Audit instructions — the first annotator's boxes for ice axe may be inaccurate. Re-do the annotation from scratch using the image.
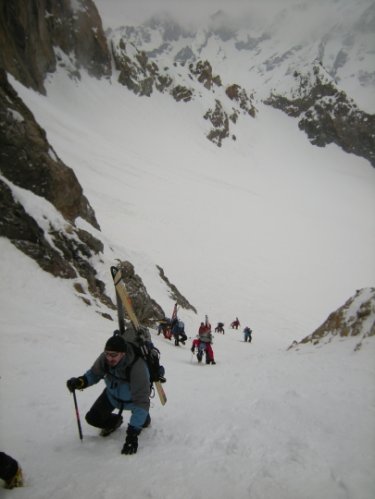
[72,390,83,441]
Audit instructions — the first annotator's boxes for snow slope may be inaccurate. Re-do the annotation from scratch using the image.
[1,1,375,497]
[10,69,375,347]
[1,237,375,499]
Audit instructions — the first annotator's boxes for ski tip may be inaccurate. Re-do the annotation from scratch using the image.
[110,266,119,277]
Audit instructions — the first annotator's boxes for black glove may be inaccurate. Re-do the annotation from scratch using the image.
[121,426,140,455]
[66,376,87,392]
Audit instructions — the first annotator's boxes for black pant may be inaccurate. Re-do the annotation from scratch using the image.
[0,452,18,482]
[85,389,120,429]
[176,332,187,341]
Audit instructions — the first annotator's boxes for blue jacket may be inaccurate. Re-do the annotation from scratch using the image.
[84,344,150,430]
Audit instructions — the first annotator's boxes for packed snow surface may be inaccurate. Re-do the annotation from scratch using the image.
[1,1,375,498]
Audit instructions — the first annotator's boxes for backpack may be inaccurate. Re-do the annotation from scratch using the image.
[132,340,166,384]
[112,330,166,386]
[177,320,185,333]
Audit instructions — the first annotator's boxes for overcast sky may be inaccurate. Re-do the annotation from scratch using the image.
[94,0,372,34]
[95,0,299,28]
[93,0,373,50]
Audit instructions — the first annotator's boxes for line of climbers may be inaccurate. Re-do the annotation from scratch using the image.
[60,308,253,460]
[157,310,254,366]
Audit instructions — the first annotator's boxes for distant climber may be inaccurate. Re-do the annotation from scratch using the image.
[171,318,188,346]
[215,322,225,334]
[243,326,252,343]
[231,317,240,329]
[191,321,216,364]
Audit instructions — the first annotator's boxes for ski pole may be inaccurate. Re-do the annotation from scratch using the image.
[72,390,83,441]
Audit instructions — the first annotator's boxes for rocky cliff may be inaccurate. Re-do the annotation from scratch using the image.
[0,0,201,321]
[0,67,115,310]
[0,0,111,94]
[265,64,375,167]
[105,8,374,165]
[288,288,375,352]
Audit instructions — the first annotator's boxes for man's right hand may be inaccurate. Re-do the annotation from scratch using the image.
[66,377,86,392]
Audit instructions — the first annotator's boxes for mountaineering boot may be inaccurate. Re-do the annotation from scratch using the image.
[5,467,24,489]
[100,415,123,437]
[197,351,203,363]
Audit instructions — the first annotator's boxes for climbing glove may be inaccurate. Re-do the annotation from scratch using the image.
[121,425,141,455]
[66,376,87,392]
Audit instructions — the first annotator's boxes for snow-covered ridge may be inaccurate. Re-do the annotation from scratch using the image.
[288,287,375,351]
[99,0,375,113]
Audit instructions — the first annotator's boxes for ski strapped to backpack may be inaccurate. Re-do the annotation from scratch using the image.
[110,266,167,406]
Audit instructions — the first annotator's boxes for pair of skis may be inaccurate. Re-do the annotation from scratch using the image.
[110,266,167,406]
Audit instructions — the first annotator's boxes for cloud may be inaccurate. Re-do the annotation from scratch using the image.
[95,0,292,29]
[95,0,373,37]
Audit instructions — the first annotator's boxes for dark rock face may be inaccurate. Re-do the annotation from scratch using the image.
[265,65,375,167]
[226,84,256,118]
[113,41,172,97]
[204,100,230,147]
[0,2,193,317]
[0,69,99,227]
[189,60,222,91]
[0,68,114,309]
[0,179,77,278]
[116,261,166,325]
[156,265,197,314]
[110,38,257,146]
[0,2,117,309]
[0,0,111,94]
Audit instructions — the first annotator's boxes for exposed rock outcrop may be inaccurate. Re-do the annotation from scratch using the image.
[0,69,98,227]
[110,38,256,146]
[226,84,256,118]
[204,99,230,147]
[288,288,375,351]
[0,0,111,94]
[265,64,375,167]
[115,261,166,325]
[113,41,172,97]
[0,6,189,316]
[189,60,222,90]
[156,265,197,314]
[0,68,114,309]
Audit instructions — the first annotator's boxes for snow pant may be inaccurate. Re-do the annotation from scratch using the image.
[85,389,121,430]
[205,343,215,361]
[157,324,172,339]
[164,328,172,340]
[173,332,187,344]
[192,338,200,350]
[244,332,252,342]
[198,341,215,362]
[0,452,18,482]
